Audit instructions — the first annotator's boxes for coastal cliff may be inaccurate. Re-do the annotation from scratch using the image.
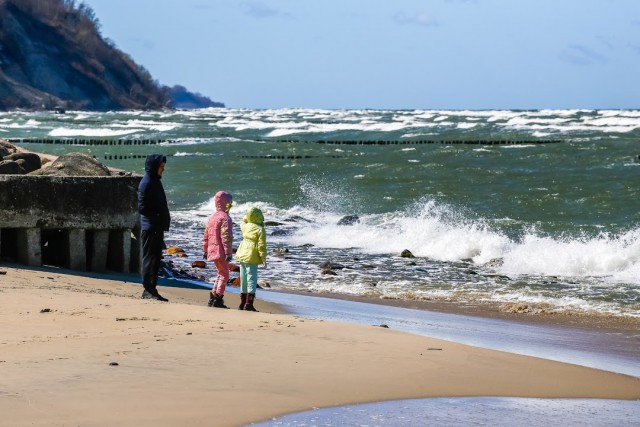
[0,0,223,111]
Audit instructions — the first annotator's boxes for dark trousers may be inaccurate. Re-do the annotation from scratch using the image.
[141,229,164,293]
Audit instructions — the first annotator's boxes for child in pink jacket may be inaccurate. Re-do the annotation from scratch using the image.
[203,191,233,308]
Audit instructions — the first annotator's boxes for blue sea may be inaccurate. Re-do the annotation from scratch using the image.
[3,108,640,319]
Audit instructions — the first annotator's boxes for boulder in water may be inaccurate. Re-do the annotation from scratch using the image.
[166,246,186,255]
[400,249,415,258]
[191,260,207,268]
[337,215,360,226]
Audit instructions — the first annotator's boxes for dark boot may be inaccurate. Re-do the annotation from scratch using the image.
[244,293,258,312]
[213,294,229,309]
[207,292,215,307]
[238,293,247,310]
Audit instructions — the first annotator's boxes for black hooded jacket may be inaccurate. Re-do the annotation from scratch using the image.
[138,154,171,231]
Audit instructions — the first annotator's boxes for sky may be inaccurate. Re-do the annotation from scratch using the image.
[82,0,640,110]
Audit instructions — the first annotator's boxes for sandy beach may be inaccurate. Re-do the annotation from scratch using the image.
[1,265,639,427]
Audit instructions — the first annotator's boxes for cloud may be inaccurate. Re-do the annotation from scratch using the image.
[240,2,287,19]
[596,35,615,51]
[559,44,608,66]
[394,12,440,27]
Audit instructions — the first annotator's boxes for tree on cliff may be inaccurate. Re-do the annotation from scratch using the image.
[0,0,169,110]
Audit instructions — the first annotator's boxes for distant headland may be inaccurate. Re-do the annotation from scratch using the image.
[0,0,224,111]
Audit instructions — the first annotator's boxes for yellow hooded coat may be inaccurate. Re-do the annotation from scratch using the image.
[235,207,267,265]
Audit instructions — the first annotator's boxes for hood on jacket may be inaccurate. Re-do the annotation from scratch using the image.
[145,154,167,177]
[243,207,264,226]
[214,191,233,212]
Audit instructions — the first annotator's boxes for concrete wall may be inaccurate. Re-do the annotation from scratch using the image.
[0,175,141,273]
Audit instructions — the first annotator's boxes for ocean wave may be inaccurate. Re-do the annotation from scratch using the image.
[48,127,143,137]
[250,197,640,285]
[168,195,640,316]
[0,119,42,129]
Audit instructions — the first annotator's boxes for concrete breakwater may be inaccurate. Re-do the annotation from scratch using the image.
[0,174,141,273]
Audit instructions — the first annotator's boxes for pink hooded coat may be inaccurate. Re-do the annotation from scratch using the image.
[203,191,233,261]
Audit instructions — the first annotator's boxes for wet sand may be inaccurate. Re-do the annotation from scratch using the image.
[274,287,640,335]
[1,264,639,427]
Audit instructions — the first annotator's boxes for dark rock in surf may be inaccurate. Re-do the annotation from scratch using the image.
[319,261,346,270]
[264,221,284,227]
[191,260,207,268]
[400,249,415,258]
[321,269,337,276]
[337,215,360,226]
[284,215,312,223]
[271,229,293,236]
[484,258,504,268]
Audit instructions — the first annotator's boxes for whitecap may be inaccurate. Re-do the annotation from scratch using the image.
[48,127,143,137]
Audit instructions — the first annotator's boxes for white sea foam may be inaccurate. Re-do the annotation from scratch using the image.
[112,120,181,132]
[272,197,640,285]
[168,190,640,316]
[48,127,143,137]
[0,119,41,129]
[457,122,479,129]
[500,229,640,279]
[173,152,217,157]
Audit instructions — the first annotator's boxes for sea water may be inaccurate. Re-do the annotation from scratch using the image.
[2,108,639,318]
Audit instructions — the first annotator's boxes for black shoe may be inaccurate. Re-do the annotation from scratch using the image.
[141,289,168,302]
[244,293,258,312]
[154,292,169,302]
[141,290,155,299]
[207,292,215,307]
[212,294,229,309]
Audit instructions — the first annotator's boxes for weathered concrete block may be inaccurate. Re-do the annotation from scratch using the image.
[130,226,141,275]
[91,230,109,272]
[16,228,41,266]
[0,175,141,273]
[0,175,141,229]
[108,229,132,273]
[68,229,86,271]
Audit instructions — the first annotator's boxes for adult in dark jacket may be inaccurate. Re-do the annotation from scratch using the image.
[138,154,171,302]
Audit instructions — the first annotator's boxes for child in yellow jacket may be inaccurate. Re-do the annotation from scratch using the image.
[234,207,267,311]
